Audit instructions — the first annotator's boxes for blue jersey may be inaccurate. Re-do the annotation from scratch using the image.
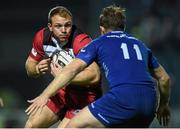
[77,31,159,127]
[77,31,159,89]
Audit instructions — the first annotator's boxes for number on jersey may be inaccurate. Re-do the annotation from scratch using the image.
[120,43,142,60]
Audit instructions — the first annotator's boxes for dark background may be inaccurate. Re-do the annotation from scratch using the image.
[0,0,179,127]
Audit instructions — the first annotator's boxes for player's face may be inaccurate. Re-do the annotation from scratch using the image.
[48,15,72,43]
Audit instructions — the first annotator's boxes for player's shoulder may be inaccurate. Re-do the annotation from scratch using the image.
[34,27,45,37]
[74,33,91,44]
[72,25,92,47]
[71,25,92,55]
[33,27,45,42]
[33,27,52,44]
[73,25,92,43]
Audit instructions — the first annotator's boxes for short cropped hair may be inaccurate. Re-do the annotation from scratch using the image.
[48,6,72,23]
[99,5,126,31]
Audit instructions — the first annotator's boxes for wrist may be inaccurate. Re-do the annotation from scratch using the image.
[41,92,51,99]
[159,100,169,106]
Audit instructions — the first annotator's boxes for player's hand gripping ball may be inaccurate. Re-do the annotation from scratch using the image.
[52,50,74,67]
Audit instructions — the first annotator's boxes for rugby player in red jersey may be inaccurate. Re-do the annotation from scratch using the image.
[25,6,102,128]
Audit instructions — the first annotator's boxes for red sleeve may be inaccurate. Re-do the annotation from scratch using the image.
[72,34,92,56]
[29,28,45,61]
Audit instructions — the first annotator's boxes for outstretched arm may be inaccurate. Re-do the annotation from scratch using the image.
[25,58,87,115]
[151,65,171,127]
[70,62,100,85]
[51,61,100,85]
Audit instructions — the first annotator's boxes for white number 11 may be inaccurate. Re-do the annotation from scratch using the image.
[120,43,142,60]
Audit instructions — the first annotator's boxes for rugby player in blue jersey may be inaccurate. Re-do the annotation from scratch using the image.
[26,5,171,128]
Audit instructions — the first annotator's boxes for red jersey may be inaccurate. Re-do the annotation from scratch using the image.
[29,25,102,119]
[30,25,91,60]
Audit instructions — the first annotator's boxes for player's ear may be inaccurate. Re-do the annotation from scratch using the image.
[100,26,105,35]
[48,23,52,31]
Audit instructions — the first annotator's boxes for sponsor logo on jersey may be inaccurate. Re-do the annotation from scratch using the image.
[31,48,37,56]
[80,49,86,52]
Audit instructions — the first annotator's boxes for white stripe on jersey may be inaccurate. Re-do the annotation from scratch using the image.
[43,45,60,57]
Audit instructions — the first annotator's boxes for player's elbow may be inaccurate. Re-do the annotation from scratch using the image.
[25,64,33,77]
[25,64,39,78]
[165,74,171,84]
[25,63,31,76]
[158,74,171,91]
[26,70,36,77]
[161,74,170,85]
[87,62,101,84]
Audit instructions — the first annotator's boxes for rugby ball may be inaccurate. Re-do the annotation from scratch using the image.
[52,50,74,67]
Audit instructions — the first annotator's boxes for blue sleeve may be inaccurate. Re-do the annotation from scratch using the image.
[76,41,97,65]
[148,49,160,69]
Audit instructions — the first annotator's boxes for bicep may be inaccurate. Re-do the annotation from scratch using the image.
[64,58,88,74]
[83,62,100,77]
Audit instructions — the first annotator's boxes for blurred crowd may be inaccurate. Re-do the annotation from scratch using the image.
[127,0,180,51]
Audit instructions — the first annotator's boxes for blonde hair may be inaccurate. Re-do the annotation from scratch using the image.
[48,6,72,23]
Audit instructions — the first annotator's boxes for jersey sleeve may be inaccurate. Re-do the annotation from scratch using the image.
[148,48,160,69]
[72,33,92,56]
[29,29,45,61]
[76,40,97,65]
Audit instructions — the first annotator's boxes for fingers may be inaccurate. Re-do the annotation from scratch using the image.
[28,104,45,116]
[37,58,51,74]
[29,105,41,116]
[27,97,37,103]
[50,62,54,68]
[50,62,63,77]
[50,63,55,76]
[39,67,49,74]
[39,64,49,70]
[56,63,63,69]
[25,103,37,115]
[41,58,51,64]
[25,100,42,116]
[25,97,39,115]
[25,95,48,116]
[45,58,51,62]
[157,113,170,127]
[37,63,49,74]
[163,115,170,127]
[51,63,60,69]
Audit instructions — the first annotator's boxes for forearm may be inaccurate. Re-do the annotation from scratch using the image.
[151,65,171,106]
[25,61,40,78]
[158,75,171,105]
[153,65,171,105]
[70,62,100,85]
[71,71,98,85]
[42,72,72,97]
[42,59,87,98]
